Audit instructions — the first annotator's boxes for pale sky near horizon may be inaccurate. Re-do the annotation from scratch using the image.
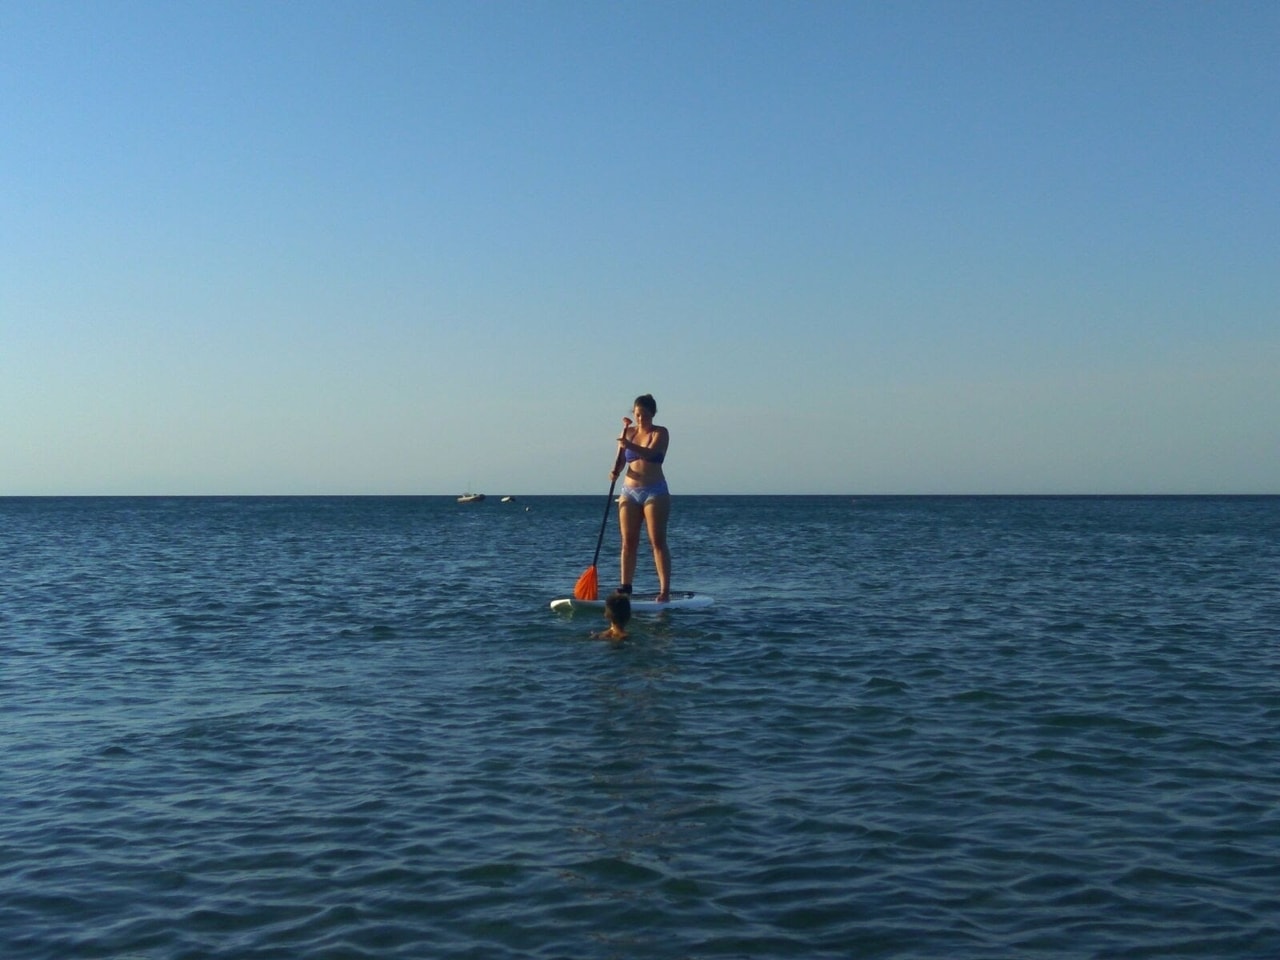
[3,1,1276,495]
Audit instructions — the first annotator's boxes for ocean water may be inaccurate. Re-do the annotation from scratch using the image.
[2,495,1278,960]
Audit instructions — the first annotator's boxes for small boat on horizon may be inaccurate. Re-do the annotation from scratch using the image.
[501,495,516,503]
[457,493,486,503]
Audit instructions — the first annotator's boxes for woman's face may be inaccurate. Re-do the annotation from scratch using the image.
[633,404,651,426]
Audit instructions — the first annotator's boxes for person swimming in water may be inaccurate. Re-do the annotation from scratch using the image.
[590,591,631,641]
[611,393,671,602]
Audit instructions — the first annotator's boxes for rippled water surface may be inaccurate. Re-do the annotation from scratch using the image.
[3,495,1278,959]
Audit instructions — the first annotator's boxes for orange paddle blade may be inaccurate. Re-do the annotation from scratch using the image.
[574,565,599,601]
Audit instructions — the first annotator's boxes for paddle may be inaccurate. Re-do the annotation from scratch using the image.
[573,418,630,600]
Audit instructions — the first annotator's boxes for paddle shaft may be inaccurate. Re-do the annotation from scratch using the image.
[589,451,626,568]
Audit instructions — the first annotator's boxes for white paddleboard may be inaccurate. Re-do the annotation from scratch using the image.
[550,591,714,614]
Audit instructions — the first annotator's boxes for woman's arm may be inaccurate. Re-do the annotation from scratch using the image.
[609,421,633,479]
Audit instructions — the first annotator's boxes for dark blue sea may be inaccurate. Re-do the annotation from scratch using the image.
[3,495,1278,959]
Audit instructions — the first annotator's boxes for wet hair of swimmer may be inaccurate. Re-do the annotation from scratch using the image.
[633,394,657,415]
[605,591,632,626]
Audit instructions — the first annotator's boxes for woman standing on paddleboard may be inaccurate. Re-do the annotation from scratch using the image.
[611,394,671,602]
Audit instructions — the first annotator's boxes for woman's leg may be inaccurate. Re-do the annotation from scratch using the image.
[618,495,643,590]
[644,494,671,600]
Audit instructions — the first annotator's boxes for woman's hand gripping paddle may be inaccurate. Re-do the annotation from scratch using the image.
[574,418,630,600]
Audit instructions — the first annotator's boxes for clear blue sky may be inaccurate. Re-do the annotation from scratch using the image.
[3,1,1275,495]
